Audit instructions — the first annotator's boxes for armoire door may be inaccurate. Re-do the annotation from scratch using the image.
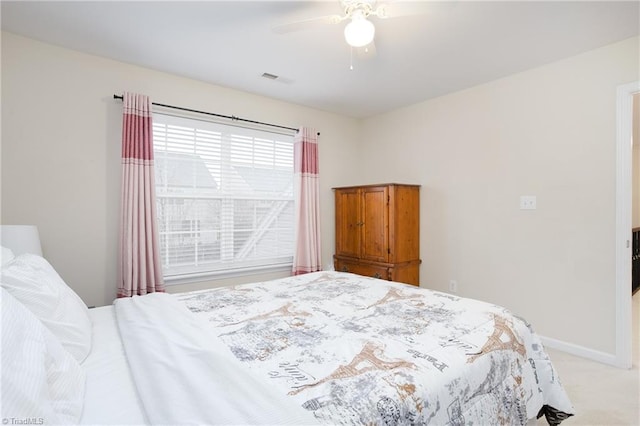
[335,187,361,258]
[360,186,389,263]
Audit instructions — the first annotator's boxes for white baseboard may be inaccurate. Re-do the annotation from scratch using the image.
[539,335,621,367]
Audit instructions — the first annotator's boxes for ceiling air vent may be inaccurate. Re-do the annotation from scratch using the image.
[261,72,279,80]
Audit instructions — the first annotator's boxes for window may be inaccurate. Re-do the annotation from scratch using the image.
[152,113,295,282]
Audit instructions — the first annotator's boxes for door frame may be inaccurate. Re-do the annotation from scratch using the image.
[615,80,639,369]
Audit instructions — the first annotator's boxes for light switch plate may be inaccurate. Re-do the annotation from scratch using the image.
[520,195,537,210]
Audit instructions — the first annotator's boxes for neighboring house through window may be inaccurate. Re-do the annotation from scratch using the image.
[152,112,294,282]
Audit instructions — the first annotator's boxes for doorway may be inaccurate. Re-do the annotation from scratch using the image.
[632,93,639,366]
[632,94,640,297]
[615,81,639,369]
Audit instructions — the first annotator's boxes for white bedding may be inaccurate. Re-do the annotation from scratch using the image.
[109,271,574,425]
[80,306,147,425]
[1,288,85,424]
[0,249,573,425]
[113,293,319,425]
[79,296,321,425]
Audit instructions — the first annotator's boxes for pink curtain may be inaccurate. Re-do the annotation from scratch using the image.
[292,127,322,275]
[118,92,165,297]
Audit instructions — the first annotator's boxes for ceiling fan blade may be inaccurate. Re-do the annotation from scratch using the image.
[356,40,377,59]
[272,14,344,34]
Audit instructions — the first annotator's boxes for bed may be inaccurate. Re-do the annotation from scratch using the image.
[1,251,574,425]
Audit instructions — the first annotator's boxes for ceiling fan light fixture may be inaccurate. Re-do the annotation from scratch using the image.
[344,13,375,47]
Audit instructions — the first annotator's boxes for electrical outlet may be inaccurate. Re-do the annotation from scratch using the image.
[520,195,537,210]
[449,280,458,293]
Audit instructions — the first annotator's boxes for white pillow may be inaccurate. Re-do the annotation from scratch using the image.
[1,245,15,266]
[1,288,86,424]
[1,254,92,363]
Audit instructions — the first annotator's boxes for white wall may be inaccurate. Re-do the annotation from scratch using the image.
[1,32,361,307]
[360,37,639,355]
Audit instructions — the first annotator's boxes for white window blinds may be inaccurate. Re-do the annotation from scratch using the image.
[152,113,295,281]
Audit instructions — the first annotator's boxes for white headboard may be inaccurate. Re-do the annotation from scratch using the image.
[1,225,43,256]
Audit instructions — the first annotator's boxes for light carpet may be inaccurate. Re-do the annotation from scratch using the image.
[535,292,639,425]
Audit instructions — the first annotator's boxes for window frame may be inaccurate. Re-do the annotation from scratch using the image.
[151,110,296,285]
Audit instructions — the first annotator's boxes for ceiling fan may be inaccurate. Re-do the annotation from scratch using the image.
[272,1,430,54]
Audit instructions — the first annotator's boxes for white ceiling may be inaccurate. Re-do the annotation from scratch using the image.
[2,1,638,118]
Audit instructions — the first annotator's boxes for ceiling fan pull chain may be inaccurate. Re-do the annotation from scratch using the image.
[350,46,354,71]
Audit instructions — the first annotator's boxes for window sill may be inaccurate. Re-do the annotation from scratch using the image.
[163,263,293,286]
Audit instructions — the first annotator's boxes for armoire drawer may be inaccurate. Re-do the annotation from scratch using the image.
[334,258,390,281]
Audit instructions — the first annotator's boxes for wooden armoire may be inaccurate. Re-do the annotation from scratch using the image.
[333,183,421,286]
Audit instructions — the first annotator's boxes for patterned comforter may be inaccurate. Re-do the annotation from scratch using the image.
[173,271,574,425]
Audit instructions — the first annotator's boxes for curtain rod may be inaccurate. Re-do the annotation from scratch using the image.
[113,94,319,135]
